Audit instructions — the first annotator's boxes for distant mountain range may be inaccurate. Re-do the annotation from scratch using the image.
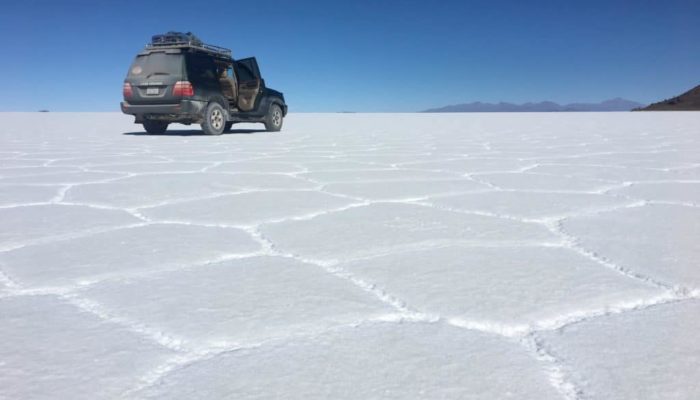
[422,98,644,112]
[635,85,700,111]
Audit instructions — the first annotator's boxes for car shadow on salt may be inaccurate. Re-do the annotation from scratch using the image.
[123,129,267,136]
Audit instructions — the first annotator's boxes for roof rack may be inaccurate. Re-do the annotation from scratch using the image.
[146,32,232,58]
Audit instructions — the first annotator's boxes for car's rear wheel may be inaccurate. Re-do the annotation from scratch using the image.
[264,104,283,132]
[201,103,226,135]
[142,120,168,134]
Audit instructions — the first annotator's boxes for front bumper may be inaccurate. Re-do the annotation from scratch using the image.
[120,100,207,123]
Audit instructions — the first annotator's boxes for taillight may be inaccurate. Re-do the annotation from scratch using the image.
[122,82,133,98]
[173,81,194,97]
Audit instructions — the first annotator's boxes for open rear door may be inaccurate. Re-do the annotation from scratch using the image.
[235,57,261,111]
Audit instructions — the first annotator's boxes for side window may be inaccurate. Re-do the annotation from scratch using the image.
[217,65,235,81]
[236,64,255,82]
[186,55,216,83]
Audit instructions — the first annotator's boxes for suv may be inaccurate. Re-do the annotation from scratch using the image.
[121,32,287,135]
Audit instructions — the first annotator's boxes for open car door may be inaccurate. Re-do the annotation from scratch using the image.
[235,57,262,111]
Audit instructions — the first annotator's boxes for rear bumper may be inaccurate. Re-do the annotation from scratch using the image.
[120,100,207,123]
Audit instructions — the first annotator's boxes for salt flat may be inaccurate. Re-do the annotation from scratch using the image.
[0,112,699,399]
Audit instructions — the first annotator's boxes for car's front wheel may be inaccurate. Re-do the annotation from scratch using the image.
[264,104,283,132]
[201,103,226,135]
[142,120,168,134]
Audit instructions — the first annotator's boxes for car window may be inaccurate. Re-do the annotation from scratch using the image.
[186,55,217,83]
[236,64,255,81]
[128,53,183,77]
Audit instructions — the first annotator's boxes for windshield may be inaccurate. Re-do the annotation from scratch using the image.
[128,53,183,78]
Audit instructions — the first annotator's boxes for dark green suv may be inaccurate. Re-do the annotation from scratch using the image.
[121,32,287,135]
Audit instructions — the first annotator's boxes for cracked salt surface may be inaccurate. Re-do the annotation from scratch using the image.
[562,204,700,289]
[323,178,490,201]
[0,224,260,287]
[1,112,699,399]
[139,190,354,226]
[301,168,461,183]
[0,184,61,206]
[529,164,685,183]
[541,300,700,400]
[139,322,562,400]
[340,246,664,332]
[88,161,212,174]
[403,157,529,173]
[611,181,700,205]
[208,160,307,174]
[429,190,634,220]
[64,172,316,208]
[260,202,558,261]
[475,172,615,192]
[0,204,140,250]
[79,256,395,351]
[0,296,173,400]
[0,166,79,178]
[0,171,126,185]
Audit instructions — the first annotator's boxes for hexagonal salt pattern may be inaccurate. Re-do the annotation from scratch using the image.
[611,181,700,205]
[429,190,633,220]
[562,204,700,289]
[340,246,664,333]
[138,322,561,400]
[79,256,395,350]
[540,300,700,400]
[48,154,168,167]
[0,296,173,400]
[1,112,699,399]
[0,204,141,250]
[528,164,680,183]
[0,166,79,178]
[0,159,46,168]
[323,178,489,201]
[86,161,212,174]
[139,190,354,226]
[208,160,306,174]
[300,168,460,184]
[403,157,529,173]
[260,202,558,261]
[0,184,61,206]
[64,172,316,208]
[0,171,125,185]
[475,172,614,192]
[0,224,260,288]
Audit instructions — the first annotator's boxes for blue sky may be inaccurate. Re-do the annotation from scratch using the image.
[1,0,698,112]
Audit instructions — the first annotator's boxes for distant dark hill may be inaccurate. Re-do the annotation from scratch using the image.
[635,85,700,111]
[423,98,643,113]
[563,98,644,111]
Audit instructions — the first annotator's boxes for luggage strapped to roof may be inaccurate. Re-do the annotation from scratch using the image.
[147,31,232,59]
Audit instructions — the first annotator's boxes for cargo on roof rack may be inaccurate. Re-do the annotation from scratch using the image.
[146,31,232,59]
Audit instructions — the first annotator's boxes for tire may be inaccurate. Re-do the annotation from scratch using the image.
[201,103,227,135]
[224,121,234,133]
[264,104,283,132]
[142,120,168,134]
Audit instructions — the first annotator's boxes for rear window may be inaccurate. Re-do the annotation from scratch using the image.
[128,53,183,77]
